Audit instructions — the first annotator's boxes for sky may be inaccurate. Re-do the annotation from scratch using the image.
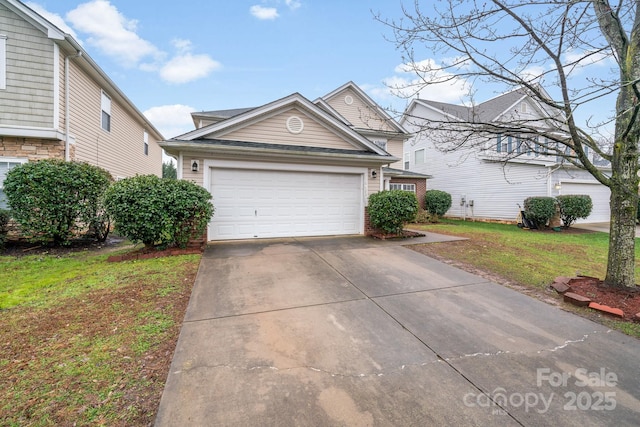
[24,0,618,144]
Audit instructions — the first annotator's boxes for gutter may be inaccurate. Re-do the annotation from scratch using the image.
[64,50,82,161]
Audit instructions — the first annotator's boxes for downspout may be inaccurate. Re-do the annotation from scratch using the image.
[64,51,82,161]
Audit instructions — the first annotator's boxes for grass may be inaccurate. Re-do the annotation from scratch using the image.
[0,245,201,426]
[410,219,640,337]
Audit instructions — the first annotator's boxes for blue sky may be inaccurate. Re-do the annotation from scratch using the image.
[25,0,618,143]
[27,0,424,138]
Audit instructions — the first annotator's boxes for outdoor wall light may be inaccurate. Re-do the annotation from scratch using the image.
[554,182,561,190]
[191,160,199,172]
[371,169,378,179]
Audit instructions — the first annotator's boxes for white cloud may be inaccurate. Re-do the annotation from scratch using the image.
[26,2,79,40]
[66,0,161,67]
[160,54,221,84]
[387,59,471,103]
[285,0,302,10]
[518,65,546,83]
[144,104,197,139]
[250,5,279,20]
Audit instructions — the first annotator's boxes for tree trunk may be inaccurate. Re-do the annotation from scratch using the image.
[605,169,638,288]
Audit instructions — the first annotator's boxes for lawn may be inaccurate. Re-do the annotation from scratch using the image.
[0,245,201,426]
[409,220,640,337]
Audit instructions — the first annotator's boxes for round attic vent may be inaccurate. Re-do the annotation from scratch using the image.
[344,95,354,105]
[286,116,304,134]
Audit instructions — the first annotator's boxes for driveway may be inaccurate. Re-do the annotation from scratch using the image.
[155,234,640,426]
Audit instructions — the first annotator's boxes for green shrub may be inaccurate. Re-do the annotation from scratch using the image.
[105,175,214,249]
[0,209,10,248]
[368,190,419,234]
[523,196,557,228]
[3,160,112,245]
[411,209,433,224]
[424,189,452,221]
[556,195,593,228]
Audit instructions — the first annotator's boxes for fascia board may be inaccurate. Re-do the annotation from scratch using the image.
[4,0,65,40]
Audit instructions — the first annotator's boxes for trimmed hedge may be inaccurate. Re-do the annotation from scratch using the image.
[368,190,419,234]
[0,209,10,248]
[556,195,593,228]
[523,196,557,228]
[3,160,112,245]
[424,189,452,221]
[104,175,214,248]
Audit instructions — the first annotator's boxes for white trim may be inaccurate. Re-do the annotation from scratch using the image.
[177,152,184,179]
[0,125,65,140]
[0,156,28,163]
[0,34,6,90]
[53,44,60,129]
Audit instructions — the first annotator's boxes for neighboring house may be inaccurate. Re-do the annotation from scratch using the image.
[402,87,612,223]
[0,0,163,208]
[163,82,429,241]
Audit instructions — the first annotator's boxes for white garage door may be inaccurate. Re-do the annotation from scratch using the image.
[210,168,363,240]
[561,182,611,223]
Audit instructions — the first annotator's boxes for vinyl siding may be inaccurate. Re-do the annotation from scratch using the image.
[404,103,550,220]
[219,108,358,150]
[0,3,55,128]
[68,61,161,177]
[325,88,395,133]
[385,136,404,169]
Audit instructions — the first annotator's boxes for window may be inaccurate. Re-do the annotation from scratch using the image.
[390,183,416,192]
[143,130,149,156]
[496,134,502,152]
[101,91,111,132]
[0,158,27,208]
[414,149,425,165]
[0,35,6,90]
[404,153,410,170]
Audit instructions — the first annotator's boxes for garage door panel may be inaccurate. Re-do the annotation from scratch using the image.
[210,168,363,240]
[561,182,611,223]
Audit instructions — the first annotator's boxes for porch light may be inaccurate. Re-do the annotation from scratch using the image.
[554,182,561,190]
[371,169,377,179]
[191,160,199,172]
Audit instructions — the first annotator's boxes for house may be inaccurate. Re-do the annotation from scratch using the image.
[401,87,611,223]
[162,82,429,241]
[0,0,163,208]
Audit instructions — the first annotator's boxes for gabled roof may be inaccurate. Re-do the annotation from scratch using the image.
[319,81,408,135]
[173,92,390,156]
[1,0,164,141]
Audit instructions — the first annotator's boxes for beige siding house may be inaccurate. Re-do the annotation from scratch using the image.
[165,82,429,241]
[0,0,163,207]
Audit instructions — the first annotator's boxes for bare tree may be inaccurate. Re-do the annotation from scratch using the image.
[378,0,639,289]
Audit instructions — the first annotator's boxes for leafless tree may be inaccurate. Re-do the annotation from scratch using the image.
[378,0,639,288]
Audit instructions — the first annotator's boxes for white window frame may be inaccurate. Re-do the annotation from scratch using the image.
[0,35,7,90]
[0,157,28,208]
[390,183,416,193]
[101,91,111,132]
[414,149,425,165]
[404,152,410,170]
[143,130,149,156]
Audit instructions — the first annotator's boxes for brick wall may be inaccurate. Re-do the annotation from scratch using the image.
[0,137,66,160]
[390,178,428,209]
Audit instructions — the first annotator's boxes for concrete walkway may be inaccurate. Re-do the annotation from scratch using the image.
[573,221,640,237]
[155,233,640,426]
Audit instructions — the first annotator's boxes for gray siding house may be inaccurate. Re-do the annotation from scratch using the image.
[402,88,611,223]
[0,0,163,207]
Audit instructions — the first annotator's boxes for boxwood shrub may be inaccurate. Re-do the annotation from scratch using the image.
[368,190,419,235]
[556,195,593,228]
[523,196,557,228]
[424,189,452,221]
[105,175,214,249]
[3,159,112,245]
[0,209,10,248]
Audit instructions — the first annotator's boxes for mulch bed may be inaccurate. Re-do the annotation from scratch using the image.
[370,230,425,240]
[553,276,640,322]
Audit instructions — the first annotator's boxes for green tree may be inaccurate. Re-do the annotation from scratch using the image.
[3,160,112,245]
[381,1,640,288]
[162,161,177,179]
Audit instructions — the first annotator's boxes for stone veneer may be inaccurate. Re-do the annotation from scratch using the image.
[0,137,68,160]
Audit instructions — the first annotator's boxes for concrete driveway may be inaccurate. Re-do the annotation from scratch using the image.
[155,234,640,426]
